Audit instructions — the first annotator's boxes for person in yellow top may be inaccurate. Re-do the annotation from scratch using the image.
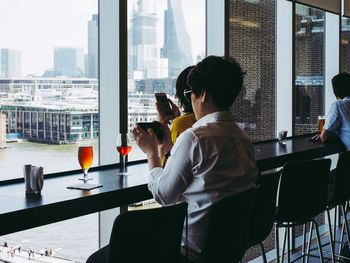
[157,66,197,167]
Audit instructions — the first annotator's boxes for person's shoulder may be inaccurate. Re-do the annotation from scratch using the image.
[172,113,196,125]
[171,113,196,130]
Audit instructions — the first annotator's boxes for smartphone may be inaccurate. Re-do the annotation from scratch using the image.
[155,93,174,118]
[137,122,162,141]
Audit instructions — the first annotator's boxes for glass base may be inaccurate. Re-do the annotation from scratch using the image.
[67,183,103,190]
[79,177,93,183]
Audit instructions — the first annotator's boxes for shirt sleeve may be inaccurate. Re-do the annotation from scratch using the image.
[148,130,199,206]
[324,102,340,134]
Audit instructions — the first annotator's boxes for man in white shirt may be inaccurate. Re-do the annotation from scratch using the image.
[133,56,258,262]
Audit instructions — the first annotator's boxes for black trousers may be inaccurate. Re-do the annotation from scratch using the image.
[86,245,196,263]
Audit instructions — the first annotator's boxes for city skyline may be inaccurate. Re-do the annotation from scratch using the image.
[0,0,204,77]
[0,0,97,76]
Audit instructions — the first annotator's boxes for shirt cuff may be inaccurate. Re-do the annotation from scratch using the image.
[148,167,164,192]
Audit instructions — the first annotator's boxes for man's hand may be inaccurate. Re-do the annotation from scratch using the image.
[312,129,338,143]
[158,122,173,156]
[132,124,162,170]
[312,134,321,141]
[132,123,159,158]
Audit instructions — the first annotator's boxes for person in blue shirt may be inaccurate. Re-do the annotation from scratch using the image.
[313,72,350,150]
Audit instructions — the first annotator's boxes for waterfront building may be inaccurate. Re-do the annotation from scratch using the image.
[54,47,84,78]
[0,76,98,144]
[87,14,98,78]
[0,113,6,148]
[161,0,193,77]
[0,104,98,144]
[0,76,163,144]
[0,77,98,94]
[0,49,21,78]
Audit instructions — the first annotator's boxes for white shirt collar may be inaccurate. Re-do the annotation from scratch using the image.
[192,111,234,128]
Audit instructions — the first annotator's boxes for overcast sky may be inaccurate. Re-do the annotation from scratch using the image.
[0,0,205,76]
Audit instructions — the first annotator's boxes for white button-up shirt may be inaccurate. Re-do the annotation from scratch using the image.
[148,111,258,262]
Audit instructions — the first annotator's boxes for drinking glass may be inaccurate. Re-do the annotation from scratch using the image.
[116,134,132,176]
[78,142,93,183]
[318,115,326,132]
[278,130,288,145]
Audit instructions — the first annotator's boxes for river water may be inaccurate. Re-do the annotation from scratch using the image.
[0,140,148,262]
[0,141,99,262]
[0,141,99,180]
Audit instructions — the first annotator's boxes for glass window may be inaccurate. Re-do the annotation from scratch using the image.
[127,0,206,161]
[294,4,325,135]
[0,0,99,180]
[227,0,276,142]
[341,17,350,72]
[0,1,99,261]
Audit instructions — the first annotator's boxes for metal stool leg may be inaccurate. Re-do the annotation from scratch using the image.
[302,223,307,263]
[287,225,290,263]
[334,206,337,244]
[281,227,287,263]
[313,220,325,263]
[341,204,350,249]
[326,209,336,263]
[276,224,280,263]
[306,222,313,263]
[259,242,268,263]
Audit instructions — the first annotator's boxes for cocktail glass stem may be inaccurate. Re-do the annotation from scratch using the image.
[122,156,126,173]
[79,169,93,183]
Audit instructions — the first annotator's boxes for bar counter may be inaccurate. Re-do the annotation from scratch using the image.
[0,134,345,235]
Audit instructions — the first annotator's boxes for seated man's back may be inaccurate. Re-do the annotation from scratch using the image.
[133,55,259,263]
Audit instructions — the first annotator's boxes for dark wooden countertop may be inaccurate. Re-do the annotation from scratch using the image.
[0,134,344,235]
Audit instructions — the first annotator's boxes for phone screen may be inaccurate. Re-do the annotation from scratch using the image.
[155,93,173,117]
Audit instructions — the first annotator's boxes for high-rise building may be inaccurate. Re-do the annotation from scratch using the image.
[129,0,168,79]
[162,0,193,77]
[54,47,84,78]
[0,49,21,77]
[87,14,98,78]
[84,54,89,78]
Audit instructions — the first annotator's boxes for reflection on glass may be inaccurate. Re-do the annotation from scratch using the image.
[294,4,325,135]
[228,0,276,142]
[341,17,350,73]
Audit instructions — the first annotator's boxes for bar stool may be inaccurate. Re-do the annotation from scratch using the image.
[108,202,188,263]
[324,151,350,262]
[246,172,280,263]
[200,188,256,263]
[274,159,331,263]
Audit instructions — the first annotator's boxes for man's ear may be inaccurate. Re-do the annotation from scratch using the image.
[201,90,207,103]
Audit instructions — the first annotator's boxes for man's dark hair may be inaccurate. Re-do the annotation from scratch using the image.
[175,66,194,113]
[332,72,350,99]
[187,56,245,110]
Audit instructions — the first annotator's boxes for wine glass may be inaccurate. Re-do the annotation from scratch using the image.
[78,142,94,183]
[116,133,132,176]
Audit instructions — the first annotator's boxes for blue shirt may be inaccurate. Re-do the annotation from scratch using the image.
[323,96,350,150]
